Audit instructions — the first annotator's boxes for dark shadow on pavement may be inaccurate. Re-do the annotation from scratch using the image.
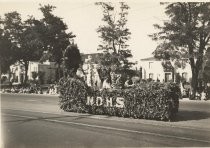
[4,110,210,123]
[174,110,210,122]
[3,114,93,124]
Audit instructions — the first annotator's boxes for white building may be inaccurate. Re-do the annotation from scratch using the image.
[140,57,173,82]
[9,60,57,84]
[140,57,192,83]
[175,60,192,83]
[28,61,56,84]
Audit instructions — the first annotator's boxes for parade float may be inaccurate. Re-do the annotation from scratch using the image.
[58,76,180,121]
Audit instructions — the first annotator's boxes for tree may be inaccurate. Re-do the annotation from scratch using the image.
[63,44,82,77]
[1,12,44,84]
[0,13,21,75]
[20,17,44,84]
[149,2,210,99]
[95,2,133,83]
[39,4,75,80]
[203,47,210,82]
[0,18,17,75]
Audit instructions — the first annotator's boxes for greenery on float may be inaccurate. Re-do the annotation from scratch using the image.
[58,77,180,121]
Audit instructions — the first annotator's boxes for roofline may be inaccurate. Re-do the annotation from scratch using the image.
[140,57,160,61]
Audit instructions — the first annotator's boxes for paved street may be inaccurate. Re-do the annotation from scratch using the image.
[1,93,210,147]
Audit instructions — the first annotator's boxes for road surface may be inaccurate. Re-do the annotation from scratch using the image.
[1,93,210,147]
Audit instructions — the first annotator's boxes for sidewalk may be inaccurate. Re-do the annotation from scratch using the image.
[0,92,60,97]
[180,97,210,102]
[1,92,210,101]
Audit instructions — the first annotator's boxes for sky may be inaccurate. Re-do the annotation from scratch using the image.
[0,0,168,65]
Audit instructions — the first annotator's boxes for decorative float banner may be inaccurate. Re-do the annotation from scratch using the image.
[86,96,125,108]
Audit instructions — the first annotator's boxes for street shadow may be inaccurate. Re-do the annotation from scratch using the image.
[4,110,210,123]
[174,110,210,122]
[3,114,93,124]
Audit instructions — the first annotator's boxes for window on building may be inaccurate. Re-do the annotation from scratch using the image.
[149,62,153,69]
[165,73,172,82]
[149,73,154,79]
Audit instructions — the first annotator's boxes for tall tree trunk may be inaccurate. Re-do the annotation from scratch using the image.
[24,61,29,85]
[56,63,64,81]
[191,58,203,99]
[112,40,116,53]
[58,64,61,80]
[191,67,199,99]
[191,39,205,99]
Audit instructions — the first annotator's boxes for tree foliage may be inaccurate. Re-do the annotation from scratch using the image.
[203,47,210,82]
[0,19,17,74]
[39,4,75,80]
[1,12,44,84]
[96,2,133,82]
[0,5,79,84]
[150,2,210,98]
[63,44,82,77]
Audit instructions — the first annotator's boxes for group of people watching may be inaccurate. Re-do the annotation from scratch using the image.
[1,85,43,94]
[102,75,135,89]
[48,84,58,94]
[1,83,58,95]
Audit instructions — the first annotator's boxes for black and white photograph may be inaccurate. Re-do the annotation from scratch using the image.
[0,0,210,147]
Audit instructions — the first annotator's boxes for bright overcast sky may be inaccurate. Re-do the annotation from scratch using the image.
[0,0,169,64]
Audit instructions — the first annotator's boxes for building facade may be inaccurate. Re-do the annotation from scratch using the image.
[140,57,173,82]
[140,57,192,83]
[8,60,57,85]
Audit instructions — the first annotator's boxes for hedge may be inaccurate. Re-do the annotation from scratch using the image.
[58,77,180,121]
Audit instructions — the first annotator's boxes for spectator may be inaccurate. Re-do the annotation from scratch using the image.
[115,74,123,89]
[201,91,206,100]
[102,77,111,89]
[11,87,15,93]
[124,76,134,88]
[54,83,58,94]
[49,84,54,94]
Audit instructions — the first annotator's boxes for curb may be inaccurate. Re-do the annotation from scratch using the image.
[2,92,210,101]
[0,92,59,97]
[180,98,210,102]
[2,93,210,101]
